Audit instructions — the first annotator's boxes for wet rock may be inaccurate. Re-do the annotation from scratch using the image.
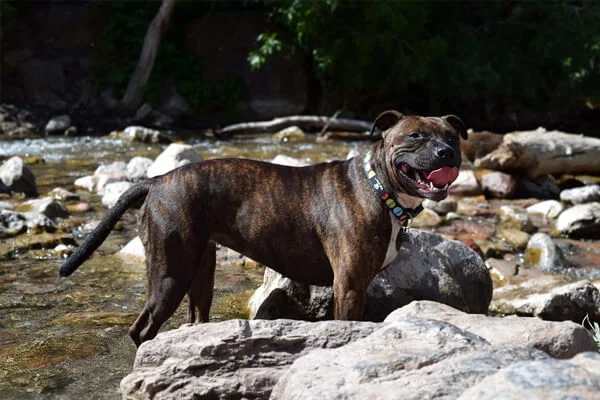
[273,126,306,143]
[491,277,600,323]
[95,175,122,194]
[496,227,530,251]
[560,184,600,204]
[21,197,69,220]
[49,187,80,202]
[126,157,153,181]
[0,210,26,238]
[271,154,309,167]
[116,236,145,262]
[524,233,569,274]
[474,128,600,177]
[476,238,514,258]
[515,175,561,199]
[271,319,546,400]
[65,202,92,214]
[555,202,600,238]
[436,219,496,241]
[0,232,76,258]
[391,301,596,359]
[448,170,482,196]
[94,161,128,181]
[480,170,517,198]
[73,175,97,192]
[459,352,600,400]
[411,208,443,227]
[498,205,535,233]
[0,156,38,197]
[526,200,565,219]
[249,268,333,320]
[146,143,203,178]
[111,125,172,144]
[101,182,133,209]
[250,229,492,321]
[44,115,71,135]
[121,318,378,400]
[422,198,457,215]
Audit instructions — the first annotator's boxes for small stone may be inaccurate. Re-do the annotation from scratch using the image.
[422,198,458,215]
[411,208,443,227]
[560,184,600,204]
[496,228,530,251]
[480,170,517,199]
[524,233,569,274]
[448,170,482,196]
[526,200,565,219]
[147,143,203,178]
[44,115,71,135]
[555,202,600,238]
[101,182,133,208]
[273,126,306,143]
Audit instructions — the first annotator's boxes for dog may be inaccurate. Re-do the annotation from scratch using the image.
[60,111,466,346]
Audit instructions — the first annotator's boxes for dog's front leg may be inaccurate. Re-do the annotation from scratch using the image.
[332,272,368,320]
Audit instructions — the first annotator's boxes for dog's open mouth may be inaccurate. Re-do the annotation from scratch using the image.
[399,163,459,193]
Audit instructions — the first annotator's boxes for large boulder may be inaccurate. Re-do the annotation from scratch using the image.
[121,303,599,399]
[249,229,493,321]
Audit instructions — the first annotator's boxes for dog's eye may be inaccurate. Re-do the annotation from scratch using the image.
[408,132,423,140]
[446,131,458,145]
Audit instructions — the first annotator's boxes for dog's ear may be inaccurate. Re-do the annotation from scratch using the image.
[444,115,468,140]
[369,110,404,137]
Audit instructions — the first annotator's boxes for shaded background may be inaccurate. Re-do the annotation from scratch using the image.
[1,0,600,134]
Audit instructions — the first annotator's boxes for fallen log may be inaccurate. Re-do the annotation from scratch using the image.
[474,127,600,177]
[217,115,373,137]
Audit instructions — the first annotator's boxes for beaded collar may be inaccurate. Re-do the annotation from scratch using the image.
[363,151,423,224]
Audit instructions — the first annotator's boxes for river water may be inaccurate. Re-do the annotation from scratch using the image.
[0,134,367,399]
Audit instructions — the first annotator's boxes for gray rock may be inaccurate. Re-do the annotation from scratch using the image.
[458,352,600,400]
[123,126,171,144]
[0,156,38,197]
[121,301,599,400]
[101,182,133,209]
[515,176,561,199]
[73,175,97,192]
[555,202,600,238]
[481,171,517,198]
[117,236,145,262]
[524,232,569,274]
[271,318,547,400]
[526,200,565,219]
[44,114,71,135]
[249,229,492,321]
[492,278,600,323]
[0,210,26,238]
[49,187,80,202]
[390,301,596,359]
[147,143,203,178]
[126,156,153,181]
[448,170,482,197]
[422,198,458,215]
[22,197,69,220]
[94,161,129,180]
[560,184,600,204]
[120,318,378,400]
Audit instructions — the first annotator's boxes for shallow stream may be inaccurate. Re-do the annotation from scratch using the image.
[0,134,367,398]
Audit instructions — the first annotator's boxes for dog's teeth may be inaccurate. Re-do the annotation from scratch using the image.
[443,183,449,190]
[429,182,434,190]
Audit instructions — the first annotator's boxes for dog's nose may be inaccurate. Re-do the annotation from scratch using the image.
[435,147,453,160]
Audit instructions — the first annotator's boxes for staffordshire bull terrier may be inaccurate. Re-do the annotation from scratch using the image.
[60,111,466,346]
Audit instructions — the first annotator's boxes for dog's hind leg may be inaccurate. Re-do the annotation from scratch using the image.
[130,230,209,345]
[187,240,216,324]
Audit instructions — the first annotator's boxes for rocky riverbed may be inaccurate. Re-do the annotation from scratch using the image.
[1,124,600,398]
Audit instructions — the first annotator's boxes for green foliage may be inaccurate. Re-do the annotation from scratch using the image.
[0,0,17,39]
[254,0,600,118]
[583,314,600,353]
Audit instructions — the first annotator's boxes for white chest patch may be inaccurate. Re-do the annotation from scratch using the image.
[381,214,402,271]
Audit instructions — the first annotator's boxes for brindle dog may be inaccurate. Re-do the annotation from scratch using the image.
[60,111,466,346]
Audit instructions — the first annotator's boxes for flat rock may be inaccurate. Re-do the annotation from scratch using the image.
[555,202,600,238]
[146,143,203,178]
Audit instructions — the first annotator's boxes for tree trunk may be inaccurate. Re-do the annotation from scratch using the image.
[121,0,178,113]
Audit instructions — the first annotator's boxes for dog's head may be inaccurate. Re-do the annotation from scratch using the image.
[370,110,467,201]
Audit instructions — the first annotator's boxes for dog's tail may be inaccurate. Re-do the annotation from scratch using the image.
[59,181,151,277]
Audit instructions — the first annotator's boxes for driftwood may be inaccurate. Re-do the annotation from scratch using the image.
[474,128,600,177]
[217,115,373,138]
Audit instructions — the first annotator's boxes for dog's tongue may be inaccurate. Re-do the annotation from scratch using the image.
[427,167,459,186]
